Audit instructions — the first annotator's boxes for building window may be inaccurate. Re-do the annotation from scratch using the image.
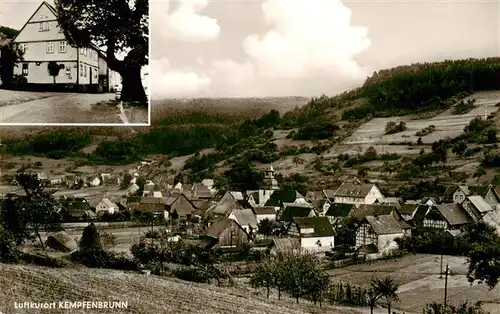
[94,68,98,79]
[84,65,87,77]
[46,42,54,54]
[20,43,27,54]
[82,48,87,56]
[39,22,49,32]
[80,64,83,77]
[58,41,67,53]
[22,63,28,76]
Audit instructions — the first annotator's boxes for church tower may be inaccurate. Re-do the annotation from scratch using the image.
[262,164,279,190]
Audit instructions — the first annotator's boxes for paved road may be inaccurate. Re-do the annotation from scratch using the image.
[0,91,148,124]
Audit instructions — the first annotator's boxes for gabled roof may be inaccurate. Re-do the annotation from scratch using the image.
[468,186,492,198]
[435,203,474,226]
[310,199,329,210]
[306,191,326,200]
[365,215,404,235]
[412,204,432,223]
[170,194,197,217]
[325,203,355,217]
[193,183,213,199]
[98,198,116,208]
[264,189,303,206]
[14,1,58,45]
[323,189,336,200]
[467,195,494,213]
[213,199,252,216]
[231,209,258,229]
[45,231,77,252]
[205,218,247,238]
[279,205,315,222]
[226,191,244,200]
[350,204,395,221]
[253,206,276,215]
[334,182,375,198]
[292,217,335,237]
[399,203,418,215]
[443,185,460,198]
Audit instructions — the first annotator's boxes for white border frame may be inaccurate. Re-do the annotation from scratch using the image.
[0,0,151,127]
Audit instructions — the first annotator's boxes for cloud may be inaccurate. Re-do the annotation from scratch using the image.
[150,58,211,98]
[243,0,371,80]
[164,0,221,42]
[152,0,372,98]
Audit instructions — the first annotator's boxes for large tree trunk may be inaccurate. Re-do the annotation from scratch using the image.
[119,66,147,105]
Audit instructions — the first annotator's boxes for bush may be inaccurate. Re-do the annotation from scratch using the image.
[385,121,407,135]
[20,252,69,268]
[452,98,476,115]
[0,227,20,263]
[292,122,340,140]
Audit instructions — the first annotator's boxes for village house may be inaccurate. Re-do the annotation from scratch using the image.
[414,203,474,231]
[324,203,356,225]
[355,214,409,252]
[443,185,500,208]
[252,206,277,223]
[461,195,494,222]
[398,203,419,221]
[126,183,140,197]
[309,198,331,216]
[264,189,307,211]
[305,191,327,202]
[12,1,120,91]
[89,176,101,187]
[278,204,317,223]
[192,183,213,200]
[218,191,244,203]
[210,198,253,217]
[332,182,384,206]
[166,193,197,220]
[64,197,95,220]
[139,197,167,220]
[288,217,335,253]
[228,208,258,235]
[95,197,119,215]
[421,196,439,206]
[203,218,251,249]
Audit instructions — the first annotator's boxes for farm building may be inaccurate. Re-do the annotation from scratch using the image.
[414,203,474,231]
[11,1,121,92]
[355,214,408,252]
[210,198,253,217]
[264,189,307,211]
[443,184,500,207]
[278,204,316,223]
[166,193,197,219]
[324,203,355,225]
[204,218,250,249]
[228,208,258,235]
[288,217,335,252]
[218,191,244,204]
[45,231,77,253]
[139,197,167,219]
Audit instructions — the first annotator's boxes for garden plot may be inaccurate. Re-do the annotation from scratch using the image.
[345,91,500,145]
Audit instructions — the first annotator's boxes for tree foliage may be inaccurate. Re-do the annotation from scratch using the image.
[55,0,148,104]
[0,42,23,88]
[1,173,62,250]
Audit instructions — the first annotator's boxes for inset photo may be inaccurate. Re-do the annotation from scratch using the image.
[0,0,149,125]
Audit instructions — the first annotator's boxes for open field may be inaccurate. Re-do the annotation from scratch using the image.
[0,263,380,314]
[346,91,500,145]
[326,254,500,314]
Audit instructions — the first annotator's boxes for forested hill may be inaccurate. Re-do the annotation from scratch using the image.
[282,57,500,127]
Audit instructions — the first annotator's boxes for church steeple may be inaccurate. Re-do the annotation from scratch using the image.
[262,164,279,190]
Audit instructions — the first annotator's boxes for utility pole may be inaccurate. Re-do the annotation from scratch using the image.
[444,264,449,307]
[439,231,444,278]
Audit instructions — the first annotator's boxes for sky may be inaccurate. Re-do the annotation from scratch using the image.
[2,0,499,99]
[150,0,499,99]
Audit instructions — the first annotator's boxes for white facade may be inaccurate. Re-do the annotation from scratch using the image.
[95,198,118,215]
[300,236,335,252]
[377,233,404,251]
[334,185,384,206]
[13,2,114,89]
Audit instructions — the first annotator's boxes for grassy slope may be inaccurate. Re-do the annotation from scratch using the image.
[0,263,366,314]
